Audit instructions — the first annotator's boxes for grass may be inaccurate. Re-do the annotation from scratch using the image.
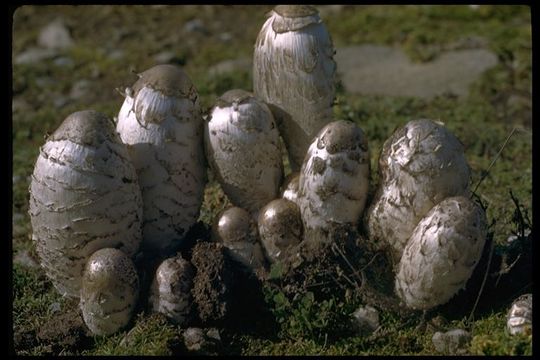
[11,4,532,356]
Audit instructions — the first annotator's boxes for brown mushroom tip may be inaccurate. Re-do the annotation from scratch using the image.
[51,110,117,146]
[317,120,367,154]
[216,89,254,108]
[274,5,319,18]
[132,64,195,99]
[212,206,255,244]
[259,198,301,230]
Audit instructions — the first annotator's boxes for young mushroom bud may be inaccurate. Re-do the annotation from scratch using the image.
[506,293,532,335]
[80,248,139,336]
[258,198,303,262]
[116,64,207,255]
[204,89,282,214]
[297,120,370,242]
[366,119,470,265]
[394,196,487,310]
[281,172,300,204]
[211,206,266,270]
[149,254,194,326]
[253,5,336,171]
[28,110,142,298]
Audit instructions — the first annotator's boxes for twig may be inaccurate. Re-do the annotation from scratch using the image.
[472,127,517,194]
[331,243,363,284]
[467,236,495,325]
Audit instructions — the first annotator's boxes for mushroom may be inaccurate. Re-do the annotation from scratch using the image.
[365,119,470,265]
[297,120,370,241]
[281,172,300,203]
[116,64,207,255]
[28,110,142,298]
[149,253,194,326]
[211,206,266,270]
[253,5,336,171]
[204,89,282,214]
[258,198,303,262]
[506,293,532,335]
[80,248,139,336]
[394,196,487,310]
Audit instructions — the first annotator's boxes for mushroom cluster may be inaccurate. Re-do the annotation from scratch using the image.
[28,5,492,338]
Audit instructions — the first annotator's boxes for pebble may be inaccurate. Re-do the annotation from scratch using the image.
[184,19,207,34]
[432,329,471,354]
[48,302,62,314]
[352,305,380,334]
[153,51,176,64]
[53,56,74,67]
[183,327,221,354]
[37,19,73,50]
[14,47,57,65]
[208,57,251,76]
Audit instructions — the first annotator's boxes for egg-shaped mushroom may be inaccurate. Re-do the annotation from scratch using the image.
[80,248,139,336]
[297,120,370,241]
[28,110,142,298]
[394,196,487,310]
[149,253,194,326]
[211,206,266,270]
[365,119,470,264]
[116,64,207,255]
[253,5,336,171]
[204,89,282,214]
[506,293,532,335]
[258,198,303,262]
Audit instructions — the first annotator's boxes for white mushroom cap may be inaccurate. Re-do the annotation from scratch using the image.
[394,196,487,310]
[80,248,139,336]
[506,293,532,335]
[258,198,303,262]
[116,64,206,255]
[297,120,370,240]
[211,206,266,270]
[29,110,142,298]
[205,89,283,214]
[149,254,194,325]
[366,119,471,264]
[253,5,336,171]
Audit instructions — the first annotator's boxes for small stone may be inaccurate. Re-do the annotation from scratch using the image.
[53,56,74,67]
[153,51,176,64]
[183,327,221,355]
[49,302,62,314]
[38,19,73,50]
[352,305,380,334]
[184,19,207,34]
[108,49,125,61]
[432,329,471,354]
[53,96,70,109]
[14,47,57,65]
[69,80,91,100]
[208,58,252,76]
[13,250,40,269]
[218,32,232,42]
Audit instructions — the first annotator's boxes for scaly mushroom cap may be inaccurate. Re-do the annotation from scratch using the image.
[506,293,532,335]
[80,248,139,336]
[366,119,470,265]
[253,5,336,171]
[205,89,282,214]
[297,120,370,241]
[258,198,303,262]
[394,196,487,310]
[149,254,194,326]
[116,64,207,255]
[29,110,142,298]
[211,206,266,270]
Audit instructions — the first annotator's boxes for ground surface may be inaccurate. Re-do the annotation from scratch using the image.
[12,5,532,356]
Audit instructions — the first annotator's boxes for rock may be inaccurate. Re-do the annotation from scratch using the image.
[14,47,57,65]
[108,49,125,61]
[69,80,91,100]
[13,250,40,269]
[352,305,380,334]
[53,56,74,67]
[184,19,207,34]
[432,329,471,354]
[218,32,232,42]
[48,302,62,314]
[335,45,498,99]
[183,327,221,355]
[153,51,176,64]
[38,19,73,50]
[208,58,252,76]
[53,96,70,109]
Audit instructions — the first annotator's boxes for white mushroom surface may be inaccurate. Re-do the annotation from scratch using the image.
[281,172,300,204]
[366,119,470,264]
[211,206,266,270]
[395,196,487,310]
[28,110,142,298]
[149,254,194,326]
[205,89,282,214]
[253,5,336,171]
[297,120,370,240]
[258,198,303,262]
[506,293,532,335]
[80,248,139,336]
[116,64,206,255]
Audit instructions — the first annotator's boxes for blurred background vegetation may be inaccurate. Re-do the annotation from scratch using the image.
[12,5,532,355]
